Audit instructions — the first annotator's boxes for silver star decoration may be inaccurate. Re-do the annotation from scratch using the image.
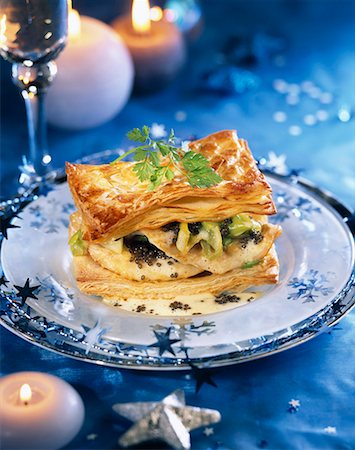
[150,122,167,139]
[288,399,300,409]
[113,389,221,450]
[288,398,301,413]
[203,427,214,436]
[323,426,337,434]
[86,434,98,441]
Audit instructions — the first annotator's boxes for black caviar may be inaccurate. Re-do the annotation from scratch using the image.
[162,222,180,233]
[162,221,202,240]
[239,229,263,249]
[124,235,169,265]
[215,292,241,304]
[188,222,202,235]
[219,218,233,238]
[162,222,180,243]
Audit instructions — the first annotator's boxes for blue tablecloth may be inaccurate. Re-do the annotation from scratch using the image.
[1,1,354,449]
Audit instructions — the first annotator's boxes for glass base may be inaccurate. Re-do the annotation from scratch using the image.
[18,155,56,193]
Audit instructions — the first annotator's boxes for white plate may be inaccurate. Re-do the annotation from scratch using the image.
[0,171,354,369]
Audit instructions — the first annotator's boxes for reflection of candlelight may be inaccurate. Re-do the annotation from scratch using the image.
[150,6,163,22]
[112,0,185,92]
[19,383,32,405]
[0,14,6,44]
[132,0,151,34]
[68,9,81,41]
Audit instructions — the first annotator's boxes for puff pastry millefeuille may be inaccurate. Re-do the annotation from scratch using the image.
[66,130,282,302]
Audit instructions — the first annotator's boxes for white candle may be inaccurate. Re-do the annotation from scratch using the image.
[112,0,185,92]
[46,10,134,130]
[0,372,85,449]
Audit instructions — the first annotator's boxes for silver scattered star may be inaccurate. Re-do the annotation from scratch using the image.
[175,110,187,122]
[86,434,98,441]
[203,427,214,436]
[288,399,300,409]
[266,151,288,175]
[323,426,337,434]
[113,389,221,450]
[150,123,167,139]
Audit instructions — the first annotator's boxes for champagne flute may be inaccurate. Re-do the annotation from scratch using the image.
[0,0,68,187]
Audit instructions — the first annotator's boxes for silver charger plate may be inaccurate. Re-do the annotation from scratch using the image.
[0,155,354,370]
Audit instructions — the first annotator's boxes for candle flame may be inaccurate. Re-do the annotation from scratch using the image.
[68,9,81,40]
[20,384,32,404]
[132,0,151,34]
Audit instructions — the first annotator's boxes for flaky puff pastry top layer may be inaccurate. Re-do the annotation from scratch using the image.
[66,130,276,241]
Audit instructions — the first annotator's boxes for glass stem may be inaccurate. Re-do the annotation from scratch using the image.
[12,61,57,178]
[22,89,49,176]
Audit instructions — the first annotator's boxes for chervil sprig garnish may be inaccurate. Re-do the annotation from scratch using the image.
[110,126,222,190]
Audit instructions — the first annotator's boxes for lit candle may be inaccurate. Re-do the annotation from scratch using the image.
[0,372,85,449]
[46,9,134,130]
[112,0,185,92]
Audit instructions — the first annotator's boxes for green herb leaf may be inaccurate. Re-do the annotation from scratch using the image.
[182,151,223,188]
[242,260,262,269]
[112,126,223,190]
[69,229,87,256]
[133,160,156,182]
[127,127,147,143]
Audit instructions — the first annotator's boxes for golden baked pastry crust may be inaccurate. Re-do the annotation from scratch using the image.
[66,130,276,241]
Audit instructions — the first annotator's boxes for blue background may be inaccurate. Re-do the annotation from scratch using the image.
[1,1,355,449]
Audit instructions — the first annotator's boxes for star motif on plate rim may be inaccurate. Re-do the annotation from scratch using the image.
[0,274,9,288]
[148,327,181,356]
[0,215,21,239]
[13,278,41,306]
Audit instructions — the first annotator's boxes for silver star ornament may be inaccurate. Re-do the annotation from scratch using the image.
[113,389,221,449]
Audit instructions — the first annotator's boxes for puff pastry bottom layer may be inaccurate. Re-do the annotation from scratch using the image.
[73,246,279,302]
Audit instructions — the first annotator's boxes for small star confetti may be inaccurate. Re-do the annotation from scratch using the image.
[287,83,300,95]
[189,363,218,394]
[149,327,181,356]
[113,389,221,450]
[265,152,288,175]
[303,114,317,126]
[175,110,187,122]
[203,427,214,436]
[150,123,167,139]
[308,86,322,99]
[273,78,288,93]
[86,434,98,441]
[316,109,329,122]
[288,125,302,136]
[288,399,300,413]
[286,94,299,105]
[273,111,287,123]
[301,80,315,92]
[13,278,41,306]
[338,106,351,122]
[320,92,333,104]
[323,426,337,434]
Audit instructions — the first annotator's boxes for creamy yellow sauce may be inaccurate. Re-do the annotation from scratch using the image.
[103,291,261,316]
